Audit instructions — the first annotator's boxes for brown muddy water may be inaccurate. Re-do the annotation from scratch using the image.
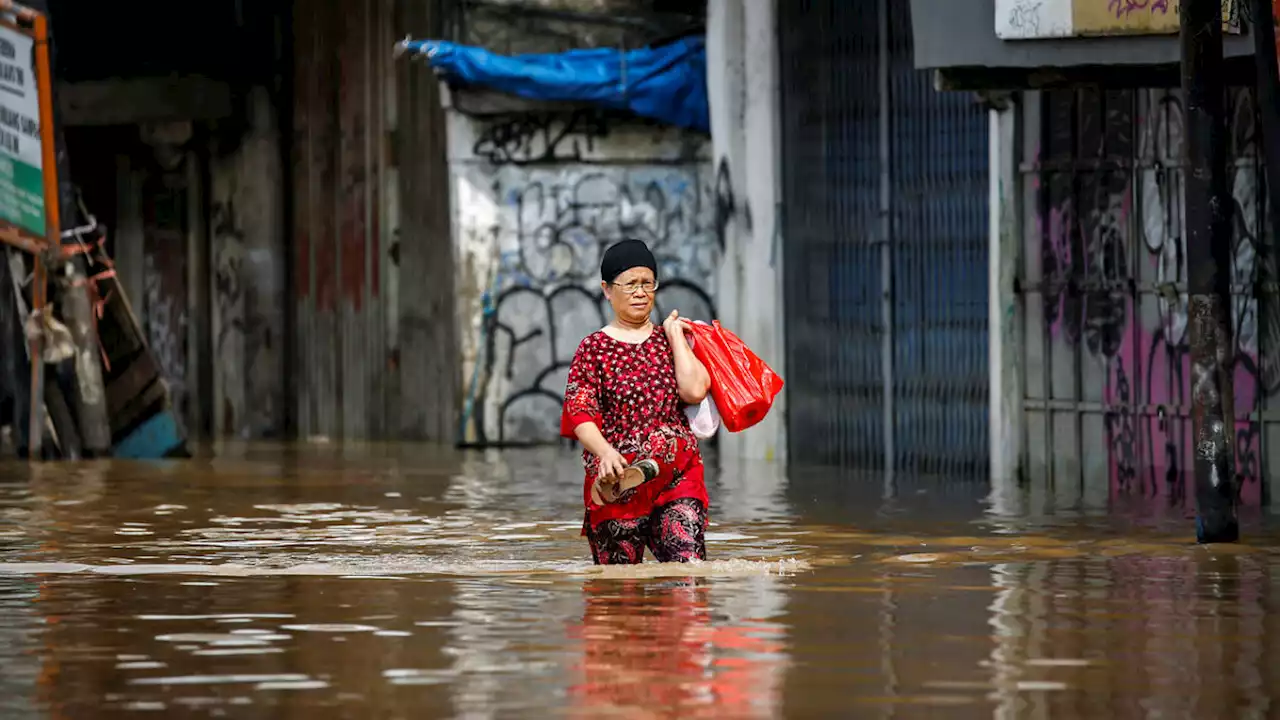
[0,444,1278,718]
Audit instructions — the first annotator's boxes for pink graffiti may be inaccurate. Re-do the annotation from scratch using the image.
[1034,89,1266,510]
[1108,0,1171,18]
[1044,202,1073,339]
[1106,296,1262,508]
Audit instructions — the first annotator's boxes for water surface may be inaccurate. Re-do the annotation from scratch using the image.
[0,444,1276,718]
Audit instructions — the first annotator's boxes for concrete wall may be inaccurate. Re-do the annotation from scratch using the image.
[707,0,786,462]
[132,123,199,438]
[101,89,289,443]
[444,0,717,446]
[291,0,442,442]
[443,0,788,456]
[210,88,287,439]
[448,109,716,444]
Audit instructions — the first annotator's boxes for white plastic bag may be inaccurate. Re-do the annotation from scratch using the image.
[685,395,721,439]
[682,320,721,439]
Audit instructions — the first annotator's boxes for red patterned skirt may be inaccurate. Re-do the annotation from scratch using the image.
[581,446,708,535]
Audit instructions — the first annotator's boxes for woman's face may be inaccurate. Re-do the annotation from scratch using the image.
[602,266,657,325]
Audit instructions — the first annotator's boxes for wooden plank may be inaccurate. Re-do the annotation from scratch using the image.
[111,379,168,442]
[313,4,339,317]
[369,0,385,437]
[396,0,460,441]
[339,2,369,313]
[309,0,341,438]
[99,293,147,363]
[338,0,372,438]
[105,349,158,418]
[288,0,314,439]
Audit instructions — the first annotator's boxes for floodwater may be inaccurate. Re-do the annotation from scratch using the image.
[0,445,1278,718]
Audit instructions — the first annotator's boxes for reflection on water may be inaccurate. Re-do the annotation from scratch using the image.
[569,576,788,718]
[0,444,1278,717]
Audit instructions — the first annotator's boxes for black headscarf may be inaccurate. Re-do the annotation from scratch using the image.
[600,239,657,284]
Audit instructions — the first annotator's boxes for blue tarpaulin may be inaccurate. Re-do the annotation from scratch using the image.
[397,35,709,133]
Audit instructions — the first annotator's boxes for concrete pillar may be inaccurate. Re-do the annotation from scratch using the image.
[707,0,787,462]
[211,87,286,440]
[988,97,1024,513]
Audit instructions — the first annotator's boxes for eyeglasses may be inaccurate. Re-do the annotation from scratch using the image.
[610,280,659,294]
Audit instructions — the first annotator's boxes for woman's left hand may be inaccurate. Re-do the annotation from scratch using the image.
[662,310,689,340]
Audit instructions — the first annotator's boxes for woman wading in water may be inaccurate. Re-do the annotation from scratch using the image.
[561,239,712,564]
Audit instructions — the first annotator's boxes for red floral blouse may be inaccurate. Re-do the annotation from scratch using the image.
[561,329,707,527]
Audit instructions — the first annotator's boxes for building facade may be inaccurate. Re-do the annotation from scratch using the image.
[28,0,987,469]
[914,0,1279,508]
[31,1,998,483]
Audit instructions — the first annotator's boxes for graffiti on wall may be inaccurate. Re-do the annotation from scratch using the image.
[472,110,613,166]
[1035,88,1272,505]
[210,91,287,440]
[996,0,1240,39]
[458,156,718,444]
[212,200,245,436]
[141,172,189,433]
[212,198,281,438]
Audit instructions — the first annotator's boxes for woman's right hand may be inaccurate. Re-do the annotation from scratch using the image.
[597,447,628,482]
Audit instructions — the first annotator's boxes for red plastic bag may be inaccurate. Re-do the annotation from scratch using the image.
[684,320,784,433]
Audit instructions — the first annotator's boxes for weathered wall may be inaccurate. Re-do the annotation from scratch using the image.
[444,0,714,446]
[210,88,287,439]
[708,0,786,462]
[137,135,194,436]
[1017,88,1280,507]
[395,0,460,442]
[282,0,704,443]
[458,0,703,55]
[448,109,715,444]
[292,0,420,441]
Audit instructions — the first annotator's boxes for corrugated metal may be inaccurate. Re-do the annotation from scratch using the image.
[291,0,456,441]
[291,0,313,437]
[778,0,990,477]
[1019,88,1275,506]
[292,0,412,440]
[888,3,991,478]
[395,0,459,441]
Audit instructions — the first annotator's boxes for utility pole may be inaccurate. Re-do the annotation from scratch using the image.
[1181,0,1239,543]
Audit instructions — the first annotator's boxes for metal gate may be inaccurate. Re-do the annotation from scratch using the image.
[778,0,990,477]
[1019,88,1275,507]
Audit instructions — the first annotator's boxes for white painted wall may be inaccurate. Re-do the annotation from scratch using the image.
[707,0,787,462]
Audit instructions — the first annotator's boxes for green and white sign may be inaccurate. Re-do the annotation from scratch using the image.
[0,25,43,237]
